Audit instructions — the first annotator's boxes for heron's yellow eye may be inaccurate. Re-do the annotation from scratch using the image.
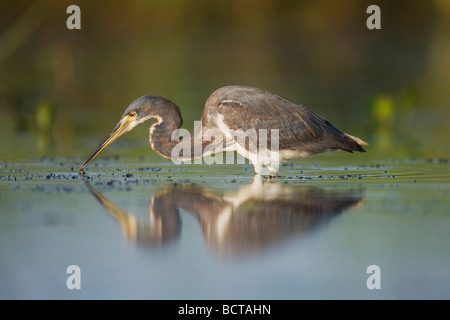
[129,111,137,117]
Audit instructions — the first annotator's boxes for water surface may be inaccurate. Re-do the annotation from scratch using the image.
[1,155,448,299]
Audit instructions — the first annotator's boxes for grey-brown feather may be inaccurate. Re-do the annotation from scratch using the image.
[202,85,365,156]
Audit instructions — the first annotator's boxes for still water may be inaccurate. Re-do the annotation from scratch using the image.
[0,154,448,299]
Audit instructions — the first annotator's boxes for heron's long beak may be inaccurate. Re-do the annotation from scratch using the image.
[80,115,135,172]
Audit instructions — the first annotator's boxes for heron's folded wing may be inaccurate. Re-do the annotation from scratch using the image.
[216,95,359,154]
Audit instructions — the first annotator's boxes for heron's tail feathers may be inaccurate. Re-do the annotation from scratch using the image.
[344,133,369,146]
[343,133,368,153]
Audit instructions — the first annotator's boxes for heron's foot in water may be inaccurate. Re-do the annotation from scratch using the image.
[266,163,279,178]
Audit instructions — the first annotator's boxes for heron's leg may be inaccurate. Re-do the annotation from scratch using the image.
[266,163,279,177]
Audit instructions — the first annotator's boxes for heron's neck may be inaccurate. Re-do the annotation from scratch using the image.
[149,114,183,160]
[149,116,216,162]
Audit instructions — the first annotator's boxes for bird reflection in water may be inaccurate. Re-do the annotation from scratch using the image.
[83,177,364,258]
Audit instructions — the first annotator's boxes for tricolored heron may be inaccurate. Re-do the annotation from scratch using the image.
[80,85,368,175]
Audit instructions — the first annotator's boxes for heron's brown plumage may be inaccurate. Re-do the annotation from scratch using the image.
[202,85,367,157]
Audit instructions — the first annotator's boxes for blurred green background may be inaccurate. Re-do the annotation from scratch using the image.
[0,0,449,161]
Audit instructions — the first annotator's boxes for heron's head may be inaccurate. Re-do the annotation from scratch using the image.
[80,96,180,172]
